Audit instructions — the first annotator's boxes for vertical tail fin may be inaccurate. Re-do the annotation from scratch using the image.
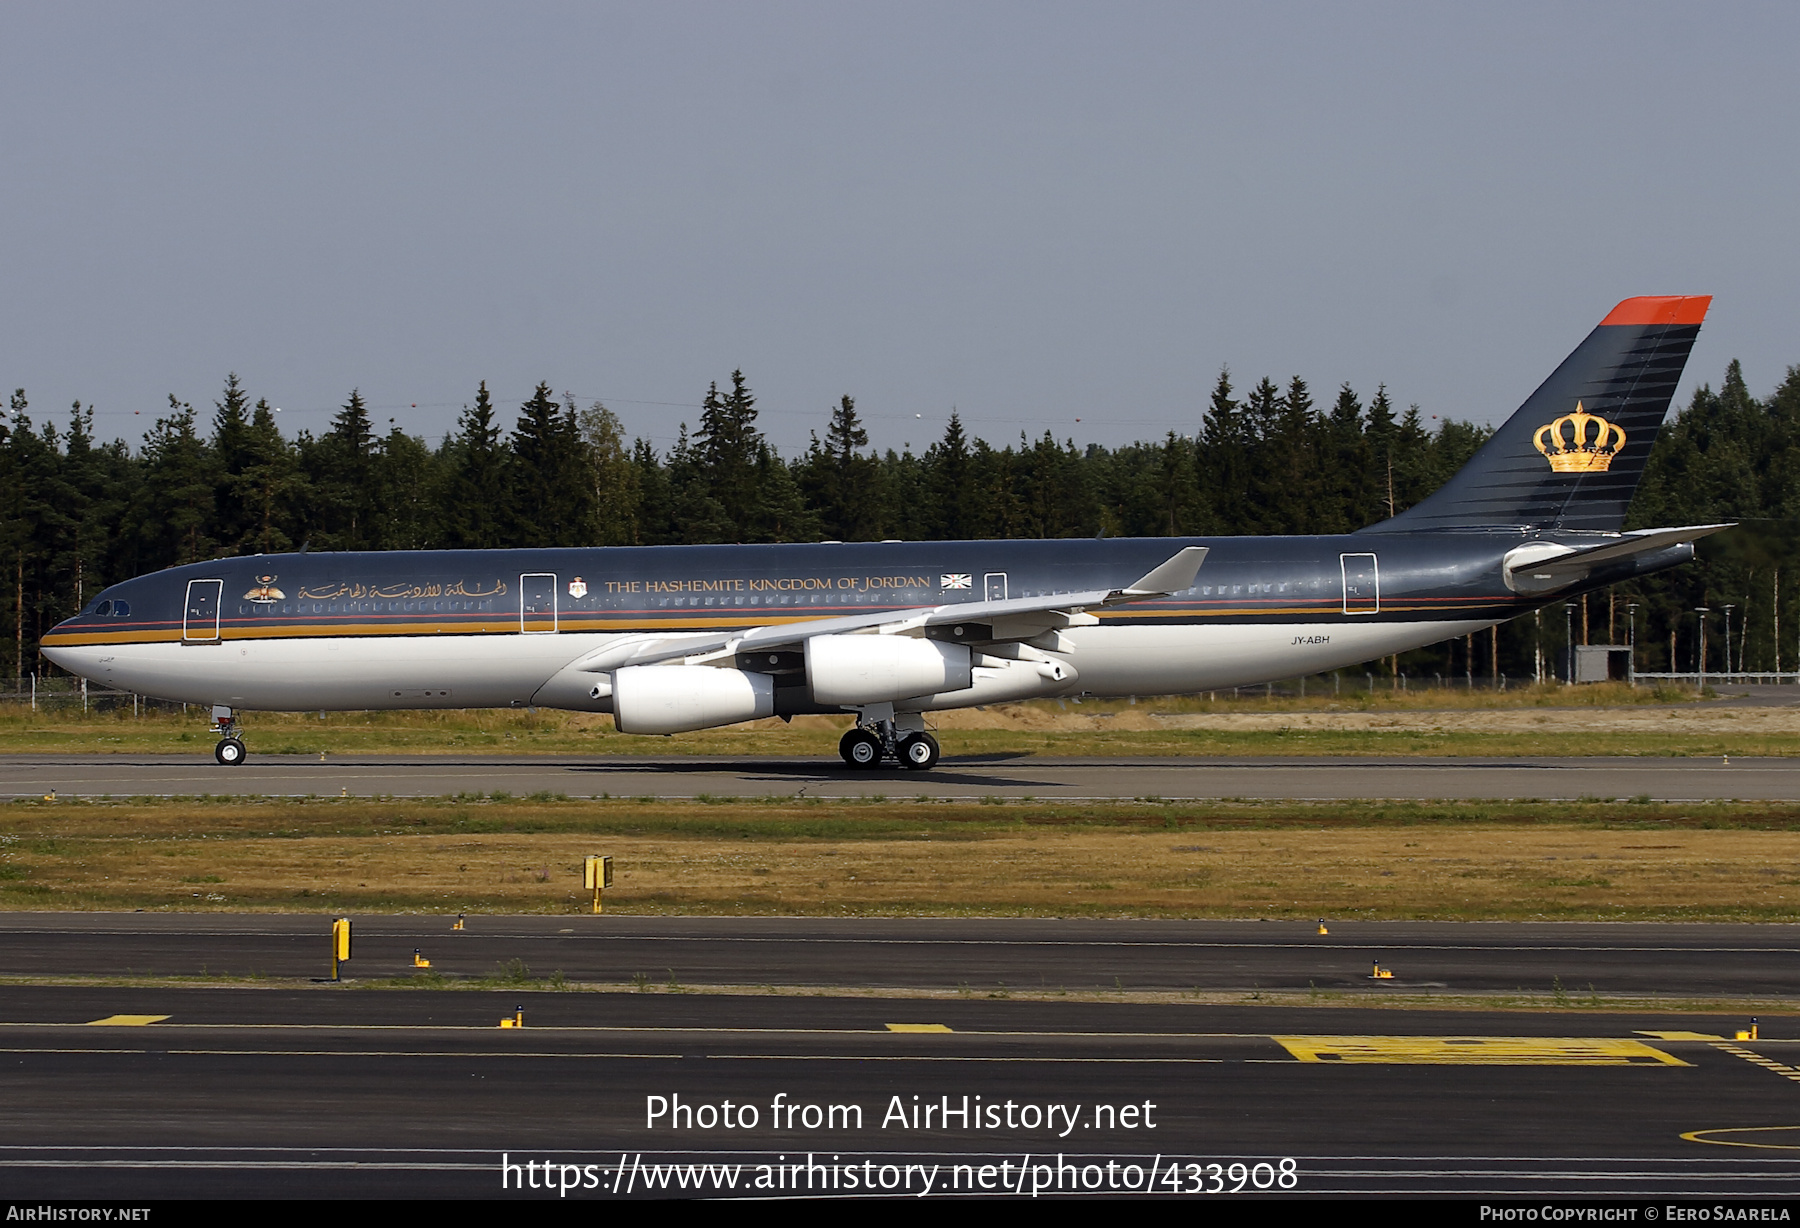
[1366,295,1711,533]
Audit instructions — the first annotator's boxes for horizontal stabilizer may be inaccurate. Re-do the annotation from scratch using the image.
[1504,524,1731,593]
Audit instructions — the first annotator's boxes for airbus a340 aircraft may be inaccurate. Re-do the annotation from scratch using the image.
[42,296,1724,770]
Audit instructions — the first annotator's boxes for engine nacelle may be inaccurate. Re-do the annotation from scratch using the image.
[903,654,1078,709]
[805,634,972,707]
[612,665,775,735]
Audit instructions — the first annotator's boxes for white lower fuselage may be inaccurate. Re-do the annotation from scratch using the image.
[46,619,1495,716]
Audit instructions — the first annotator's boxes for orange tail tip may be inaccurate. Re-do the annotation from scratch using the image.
[1601,295,1712,327]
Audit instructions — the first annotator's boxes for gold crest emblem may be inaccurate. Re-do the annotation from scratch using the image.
[1533,403,1626,473]
[243,575,285,604]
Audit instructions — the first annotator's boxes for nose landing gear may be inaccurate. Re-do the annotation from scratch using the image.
[210,705,247,766]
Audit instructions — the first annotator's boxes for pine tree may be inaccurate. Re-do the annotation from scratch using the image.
[692,371,764,529]
[1199,367,1246,533]
[801,395,877,540]
[508,385,595,548]
[211,374,255,550]
[308,389,377,549]
[237,399,304,555]
[440,382,508,549]
[926,411,974,539]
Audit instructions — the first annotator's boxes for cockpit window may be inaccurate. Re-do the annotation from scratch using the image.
[112,601,130,617]
[95,600,112,616]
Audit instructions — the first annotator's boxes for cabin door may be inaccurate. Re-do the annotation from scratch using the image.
[984,572,1008,602]
[183,579,223,641]
[1340,553,1379,615]
[520,573,558,633]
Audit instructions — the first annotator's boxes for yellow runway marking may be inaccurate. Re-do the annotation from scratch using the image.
[1684,1126,1800,1150]
[1711,1043,1800,1084]
[1636,1030,1724,1041]
[885,1024,952,1033]
[1275,1036,1687,1065]
[84,1015,170,1027]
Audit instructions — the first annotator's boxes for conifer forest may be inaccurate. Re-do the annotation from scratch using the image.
[5,358,1796,687]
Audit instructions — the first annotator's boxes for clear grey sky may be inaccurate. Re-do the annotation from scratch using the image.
[3,2,1794,456]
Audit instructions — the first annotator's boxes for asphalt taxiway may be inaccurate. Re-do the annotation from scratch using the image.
[1,984,1798,1198]
[2,752,1794,800]
[3,915,1800,998]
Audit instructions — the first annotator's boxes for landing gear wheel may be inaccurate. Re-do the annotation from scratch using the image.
[215,737,247,766]
[839,728,884,769]
[898,732,941,771]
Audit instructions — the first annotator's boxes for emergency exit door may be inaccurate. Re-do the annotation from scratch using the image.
[1340,553,1379,615]
[183,579,223,641]
[520,573,558,633]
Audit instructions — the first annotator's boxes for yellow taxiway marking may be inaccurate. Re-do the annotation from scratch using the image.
[1684,1126,1800,1151]
[84,1015,171,1027]
[885,1024,952,1033]
[1275,1036,1688,1066]
[1711,1042,1800,1084]
[1636,1030,1725,1041]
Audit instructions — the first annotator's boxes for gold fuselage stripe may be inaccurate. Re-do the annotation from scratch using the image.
[42,597,1514,648]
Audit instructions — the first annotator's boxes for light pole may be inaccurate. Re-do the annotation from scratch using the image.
[1564,603,1576,685]
[1695,608,1710,692]
[1626,602,1639,686]
[1721,604,1735,680]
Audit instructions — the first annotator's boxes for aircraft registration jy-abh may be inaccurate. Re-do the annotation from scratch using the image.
[43,296,1725,770]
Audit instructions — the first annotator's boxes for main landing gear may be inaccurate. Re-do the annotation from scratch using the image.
[210,705,247,766]
[838,721,941,771]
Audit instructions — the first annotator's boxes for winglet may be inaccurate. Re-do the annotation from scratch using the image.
[1116,546,1208,598]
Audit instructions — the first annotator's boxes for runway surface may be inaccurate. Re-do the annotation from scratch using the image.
[3,752,1796,800]
[4,914,1800,998]
[2,983,1798,1199]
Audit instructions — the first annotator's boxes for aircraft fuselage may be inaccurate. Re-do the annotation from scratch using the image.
[40,530,1686,714]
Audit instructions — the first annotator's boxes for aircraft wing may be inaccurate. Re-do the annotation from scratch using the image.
[565,546,1208,673]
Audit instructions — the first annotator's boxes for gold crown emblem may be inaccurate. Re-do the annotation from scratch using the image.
[1533,403,1626,473]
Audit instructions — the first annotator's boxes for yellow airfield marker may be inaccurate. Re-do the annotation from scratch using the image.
[1684,1126,1800,1151]
[85,1015,171,1026]
[1276,1036,1688,1066]
[1636,1030,1724,1041]
[886,1024,953,1033]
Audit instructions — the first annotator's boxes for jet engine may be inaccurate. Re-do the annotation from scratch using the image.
[612,665,775,735]
[805,634,972,706]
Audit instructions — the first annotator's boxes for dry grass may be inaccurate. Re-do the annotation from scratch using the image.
[5,794,1800,920]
